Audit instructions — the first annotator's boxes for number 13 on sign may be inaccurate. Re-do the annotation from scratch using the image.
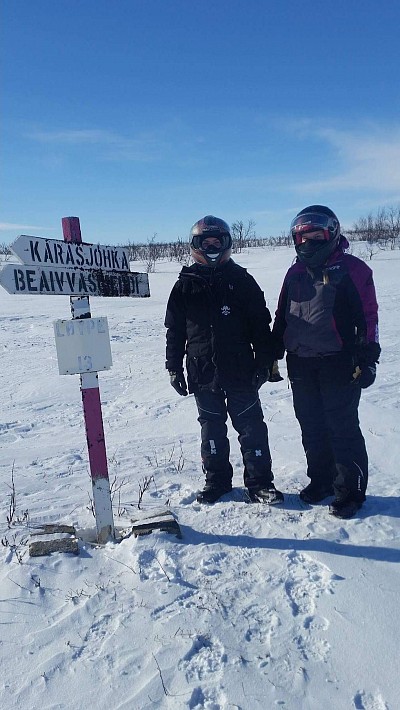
[53,317,112,375]
[77,354,94,371]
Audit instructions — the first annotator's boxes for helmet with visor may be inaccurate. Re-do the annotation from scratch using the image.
[190,215,232,267]
[291,205,341,267]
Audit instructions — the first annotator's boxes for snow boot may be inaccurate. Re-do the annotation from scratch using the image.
[329,497,362,519]
[196,483,232,504]
[299,482,334,504]
[247,484,284,505]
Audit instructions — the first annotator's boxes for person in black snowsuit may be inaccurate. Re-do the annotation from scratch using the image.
[165,215,283,505]
[272,205,381,519]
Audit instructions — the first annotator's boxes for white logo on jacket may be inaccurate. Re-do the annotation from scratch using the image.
[221,305,230,316]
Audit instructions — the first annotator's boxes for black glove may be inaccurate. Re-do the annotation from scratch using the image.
[169,370,188,396]
[352,364,376,389]
[252,366,270,390]
[268,361,284,383]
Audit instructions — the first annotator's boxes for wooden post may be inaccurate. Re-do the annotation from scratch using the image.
[62,217,115,543]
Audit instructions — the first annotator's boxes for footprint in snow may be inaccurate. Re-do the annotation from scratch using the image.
[353,690,389,710]
[178,634,227,682]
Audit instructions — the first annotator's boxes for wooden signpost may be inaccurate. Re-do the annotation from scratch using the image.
[0,217,150,545]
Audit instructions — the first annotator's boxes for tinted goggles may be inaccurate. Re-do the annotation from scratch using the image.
[191,232,232,251]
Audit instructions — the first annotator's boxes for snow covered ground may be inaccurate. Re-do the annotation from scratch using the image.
[0,243,399,710]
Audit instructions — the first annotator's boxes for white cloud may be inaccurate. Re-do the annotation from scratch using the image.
[0,223,53,232]
[293,124,400,193]
[28,128,167,162]
[29,129,118,144]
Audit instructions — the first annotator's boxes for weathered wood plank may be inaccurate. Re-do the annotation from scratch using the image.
[29,524,79,556]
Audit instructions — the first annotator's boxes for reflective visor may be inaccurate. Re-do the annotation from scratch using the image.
[291,213,335,244]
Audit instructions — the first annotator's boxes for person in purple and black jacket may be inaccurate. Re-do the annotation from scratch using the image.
[272,205,381,519]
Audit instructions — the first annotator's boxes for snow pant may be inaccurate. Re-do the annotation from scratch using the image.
[287,353,368,502]
[194,385,274,490]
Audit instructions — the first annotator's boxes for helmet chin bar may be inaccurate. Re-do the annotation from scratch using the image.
[295,236,338,268]
[191,246,231,267]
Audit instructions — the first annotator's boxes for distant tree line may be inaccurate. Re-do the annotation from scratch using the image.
[125,204,400,272]
[123,220,292,271]
[1,206,399,270]
[344,205,400,249]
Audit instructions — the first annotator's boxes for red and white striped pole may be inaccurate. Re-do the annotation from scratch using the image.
[62,217,115,543]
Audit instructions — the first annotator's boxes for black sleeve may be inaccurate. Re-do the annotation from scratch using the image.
[164,282,187,371]
[245,274,274,365]
[271,276,289,359]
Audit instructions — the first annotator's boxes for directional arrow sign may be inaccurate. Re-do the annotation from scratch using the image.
[0,263,150,297]
[11,235,130,273]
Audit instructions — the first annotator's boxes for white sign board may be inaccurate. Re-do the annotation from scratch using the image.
[53,317,113,375]
[0,264,150,297]
[11,235,130,272]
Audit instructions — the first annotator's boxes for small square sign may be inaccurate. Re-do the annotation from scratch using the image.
[53,317,113,375]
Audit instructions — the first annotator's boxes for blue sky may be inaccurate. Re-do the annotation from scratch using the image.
[2,0,400,246]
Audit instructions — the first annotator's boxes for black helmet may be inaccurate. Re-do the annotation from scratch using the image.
[290,205,341,267]
[190,215,232,267]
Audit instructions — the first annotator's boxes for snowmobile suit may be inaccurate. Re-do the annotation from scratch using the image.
[165,259,275,490]
[273,236,380,501]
